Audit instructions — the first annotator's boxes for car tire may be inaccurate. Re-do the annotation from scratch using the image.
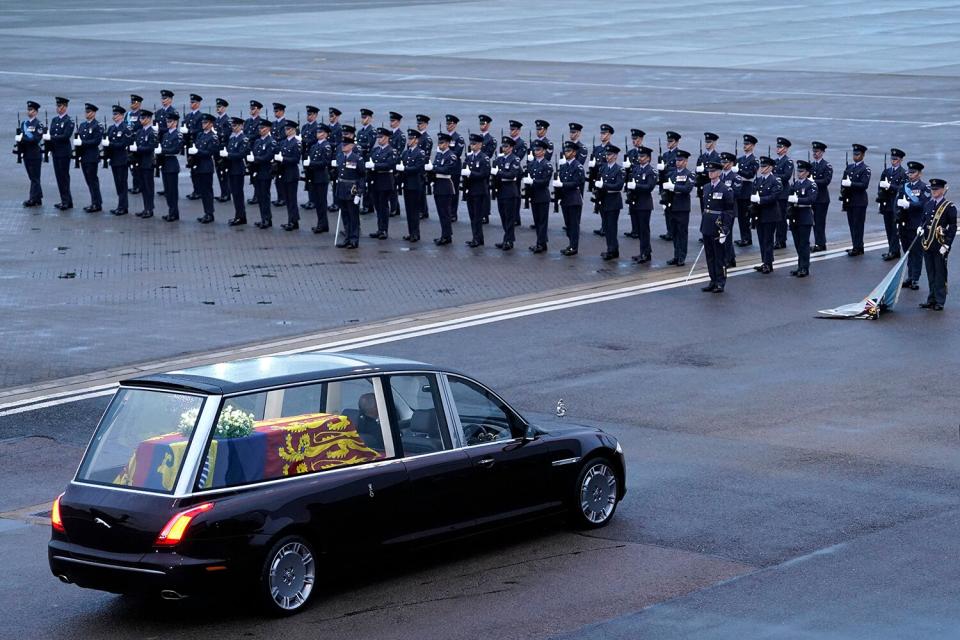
[569,457,620,529]
[257,534,318,616]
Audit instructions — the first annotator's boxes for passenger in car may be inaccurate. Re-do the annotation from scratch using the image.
[356,393,385,451]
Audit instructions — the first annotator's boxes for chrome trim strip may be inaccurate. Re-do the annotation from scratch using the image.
[551,457,581,467]
[174,394,222,497]
[52,555,166,576]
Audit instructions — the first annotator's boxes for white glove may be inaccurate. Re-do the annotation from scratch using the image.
[750,193,760,203]
[151,124,159,133]
[552,178,562,188]
[490,166,499,176]
[42,133,51,141]
[940,244,949,255]
[522,176,533,185]
[897,197,909,208]
[71,136,81,147]
[100,137,108,147]
[218,148,228,157]
[663,180,675,192]
[246,152,255,162]
[879,179,890,189]
[696,163,704,173]
[917,226,924,236]
[273,152,283,162]
[424,163,434,171]
[364,159,374,169]
[656,161,665,171]
[788,194,799,204]
[841,178,852,187]
[188,145,199,155]
[153,145,160,154]
[594,179,604,189]
[353,195,361,205]
[179,125,188,134]
[330,159,337,167]
[15,133,22,142]
[588,159,596,168]
[395,162,405,171]
[731,164,739,173]
[129,142,138,152]
[558,157,566,165]
[295,135,301,143]
[461,167,471,177]
[718,234,727,244]
[623,159,632,168]
[303,158,311,167]
[526,152,533,162]
[626,180,637,190]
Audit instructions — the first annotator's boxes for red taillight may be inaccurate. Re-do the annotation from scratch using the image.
[154,502,214,547]
[51,493,65,533]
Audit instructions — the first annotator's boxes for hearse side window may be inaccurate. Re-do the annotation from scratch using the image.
[195,377,394,491]
[77,388,205,494]
[448,377,524,446]
[385,374,451,455]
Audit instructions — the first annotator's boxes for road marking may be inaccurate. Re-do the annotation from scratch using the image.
[0,70,942,127]
[0,240,886,417]
[919,120,960,128]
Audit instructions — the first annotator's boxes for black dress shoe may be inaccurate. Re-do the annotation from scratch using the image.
[109,208,119,214]
[797,270,809,278]
[712,285,725,293]
[735,240,752,247]
[112,209,127,216]
[376,231,387,239]
[659,233,673,241]
[790,269,800,276]
[347,242,359,249]
[513,220,521,226]
[482,217,489,224]
[60,204,73,211]
[140,211,153,219]
[726,260,736,268]
[130,188,141,195]
[434,237,451,245]
[256,221,272,229]
[909,281,920,290]
[601,251,619,261]
[702,283,716,292]
[420,213,429,219]
[934,304,944,311]
[271,199,282,206]
[88,205,102,213]
[157,190,165,196]
[162,214,179,222]
[624,231,639,238]
[229,218,247,226]
[666,258,679,265]
[83,205,93,212]
[215,195,230,203]
[247,197,258,205]
[811,244,826,253]
[919,301,935,309]
[593,229,605,236]
[282,223,299,231]
[561,247,578,256]
[466,240,482,248]
[774,242,786,249]
[336,240,349,248]
[529,244,546,253]
[409,235,420,242]
[186,193,200,200]
[390,210,401,217]
[753,264,764,272]
[311,226,329,234]
[301,202,315,210]
[846,248,864,256]
[196,215,213,223]
[500,242,513,251]
[528,224,537,230]
[54,202,64,210]
[22,200,39,207]
[882,252,901,261]
[451,216,458,222]
[760,264,772,274]
[328,204,339,212]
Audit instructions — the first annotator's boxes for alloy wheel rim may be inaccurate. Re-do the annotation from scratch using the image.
[269,541,316,610]
[580,463,617,524]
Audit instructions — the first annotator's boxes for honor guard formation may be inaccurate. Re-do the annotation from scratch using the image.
[12,94,957,304]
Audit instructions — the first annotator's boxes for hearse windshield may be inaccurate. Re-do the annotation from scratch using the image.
[76,388,206,494]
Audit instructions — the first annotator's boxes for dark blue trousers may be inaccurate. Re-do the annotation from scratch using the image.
[25,158,43,202]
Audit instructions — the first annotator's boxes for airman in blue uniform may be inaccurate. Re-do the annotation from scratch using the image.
[532,120,554,162]
[48,96,75,210]
[523,138,553,253]
[304,123,334,233]
[214,98,231,202]
[567,123,588,165]
[749,156,783,273]
[334,125,365,249]
[356,108,376,215]
[131,110,157,218]
[77,103,103,212]
[596,144,625,260]
[695,132,721,213]
[415,114,433,220]
[224,117,250,226]
[18,100,45,207]
[700,161,735,292]
[444,115,464,221]
[773,137,794,249]
[735,134,759,247]
[190,112,218,223]
[299,106,320,211]
[896,161,930,289]
[431,132,461,244]
[277,120,302,230]
[154,90,175,198]
[786,160,819,277]
[492,137,522,250]
[664,148,694,266]
[462,133,491,247]
[183,94,204,201]
[367,127,398,238]
[478,114,497,158]
[243,100,264,206]
[877,147,908,261]
[125,94,143,194]
[590,123,615,236]
[717,152,742,267]
[399,129,427,241]
[842,143,872,256]
[388,112,405,217]
[625,145,657,263]
[556,140,585,256]
[251,119,277,229]
[810,141,833,252]
[104,105,130,215]
[918,179,957,310]
[623,128,646,238]
[158,111,183,222]
[508,120,527,160]
[269,103,287,207]
[658,130,681,241]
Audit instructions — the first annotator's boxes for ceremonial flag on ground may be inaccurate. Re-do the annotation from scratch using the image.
[818,240,915,319]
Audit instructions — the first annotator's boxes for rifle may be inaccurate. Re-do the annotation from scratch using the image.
[13,112,23,164]
[839,151,850,211]
[72,121,82,169]
[588,135,599,194]
[522,165,531,210]
[154,144,163,178]
[657,137,665,185]
[875,152,889,206]
[42,111,50,163]
[552,155,560,213]
[101,115,109,169]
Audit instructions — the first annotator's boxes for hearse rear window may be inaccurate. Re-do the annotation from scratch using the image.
[76,388,205,493]
[196,377,394,490]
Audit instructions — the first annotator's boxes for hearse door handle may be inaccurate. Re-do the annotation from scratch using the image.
[475,457,495,468]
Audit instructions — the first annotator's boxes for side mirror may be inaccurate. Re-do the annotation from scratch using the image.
[522,425,537,442]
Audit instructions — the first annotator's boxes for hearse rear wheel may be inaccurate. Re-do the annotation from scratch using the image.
[258,535,317,616]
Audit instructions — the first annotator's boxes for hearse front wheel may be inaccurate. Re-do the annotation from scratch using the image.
[258,535,317,616]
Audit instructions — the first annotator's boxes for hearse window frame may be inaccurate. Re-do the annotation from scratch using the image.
[71,385,217,497]
[188,372,400,493]
[440,374,528,449]
[382,372,457,456]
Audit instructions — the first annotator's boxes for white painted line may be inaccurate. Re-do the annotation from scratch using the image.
[0,71,940,127]
[919,120,960,128]
[0,240,886,416]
